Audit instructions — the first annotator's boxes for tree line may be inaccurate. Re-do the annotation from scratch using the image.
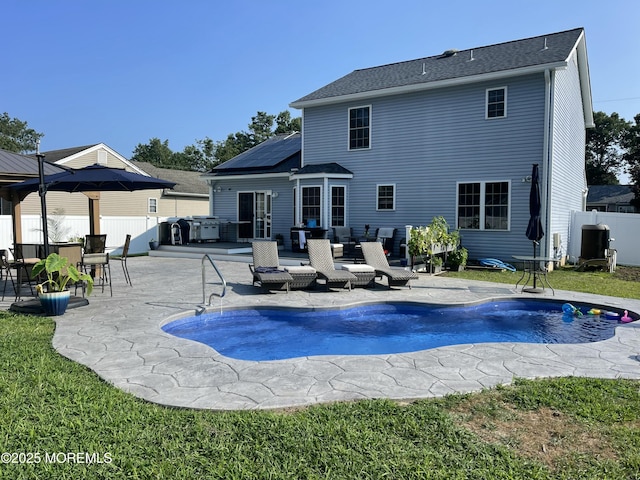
[2,109,640,194]
[0,110,301,173]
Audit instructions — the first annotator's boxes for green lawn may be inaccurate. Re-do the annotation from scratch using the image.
[2,308,640,479]
[444,265,640,299]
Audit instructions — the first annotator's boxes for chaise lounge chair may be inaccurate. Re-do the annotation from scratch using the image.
[249,241,293,293]
[307,239,356,291]
[360,241,418,289]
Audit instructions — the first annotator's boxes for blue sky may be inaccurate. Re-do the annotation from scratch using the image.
[3,0,639,163]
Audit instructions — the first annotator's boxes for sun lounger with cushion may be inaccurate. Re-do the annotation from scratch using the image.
[307,239,356,291]
[249,241,293,293]
[360,241,418,289]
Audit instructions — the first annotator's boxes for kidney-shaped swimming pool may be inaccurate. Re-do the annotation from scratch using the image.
[162,299,629,361]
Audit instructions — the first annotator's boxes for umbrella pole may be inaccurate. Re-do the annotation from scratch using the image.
[532,241,537,289]
[36,146,50,257]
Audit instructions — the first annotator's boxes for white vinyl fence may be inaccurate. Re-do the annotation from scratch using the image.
[569,210,640,267]
[0,215,162,257]
[3,211,640,266]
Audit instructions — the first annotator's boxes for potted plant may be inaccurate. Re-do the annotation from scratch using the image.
[149,238,160,250]
[447,247,468,271]
[430,254,444,274]
[31,253,94,316]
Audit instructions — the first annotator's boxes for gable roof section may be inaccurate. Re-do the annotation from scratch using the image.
[42,143,148,175]
[204,132,301,177]
[291,28,590,115]
[130,161,209,196]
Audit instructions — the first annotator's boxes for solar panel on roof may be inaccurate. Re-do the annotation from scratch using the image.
[215,134,300,170]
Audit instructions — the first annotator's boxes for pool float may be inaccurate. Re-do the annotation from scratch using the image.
[621,310,633,323]
[478,258,516,272]
[562,303,583,316]
[587,308,601,315]
[605,311,620,320]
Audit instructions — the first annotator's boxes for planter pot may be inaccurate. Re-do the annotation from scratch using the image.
[39,290,71,316]
[149,241,160,250]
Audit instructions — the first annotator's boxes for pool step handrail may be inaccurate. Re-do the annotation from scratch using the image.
[201,254,227,305]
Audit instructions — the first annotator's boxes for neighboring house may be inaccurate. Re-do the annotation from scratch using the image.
[204,28,593,261]
[586,185,636,213]
[16,143,209,218]
[0,148,64,214]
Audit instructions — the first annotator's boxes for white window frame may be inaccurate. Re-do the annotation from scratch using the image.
[456,180,511,231]
[301,185,322,227]
[348,105,371,150]
[485,87,507,119]
[330,185,347,227]
[376,183,395,211]
[148,197,158,214]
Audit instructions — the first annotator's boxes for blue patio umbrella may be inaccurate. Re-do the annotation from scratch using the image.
[525,163,544,288]
[6,163,176,255]
[7,164,176,195]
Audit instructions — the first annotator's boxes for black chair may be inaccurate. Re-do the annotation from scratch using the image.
[333,227,356,255]
[117,234,132,286]
[9,243,41,299]
[81,234,112,296]
[1,249,16,301]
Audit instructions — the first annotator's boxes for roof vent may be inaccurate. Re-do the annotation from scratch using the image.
[441,49,458,58]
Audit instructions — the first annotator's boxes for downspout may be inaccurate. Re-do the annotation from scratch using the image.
[542,69,554,258]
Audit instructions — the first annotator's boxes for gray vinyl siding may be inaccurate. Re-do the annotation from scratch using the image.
[302,73,548,259]
[548,51,588,261]
[209,176,294,245]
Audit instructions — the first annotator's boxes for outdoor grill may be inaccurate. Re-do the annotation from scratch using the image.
[190,216,220,242]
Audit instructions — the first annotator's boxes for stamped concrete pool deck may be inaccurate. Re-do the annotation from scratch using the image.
[7,255,640,410]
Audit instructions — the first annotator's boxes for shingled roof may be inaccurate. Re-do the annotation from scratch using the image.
[130,161,209,195]
[291,28,586,107]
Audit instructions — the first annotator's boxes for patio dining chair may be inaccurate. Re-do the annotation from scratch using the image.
[81,234,112,296]
[117,234,132,286]
[307,239,356,291]
[249,241,293,293]
[1,249,15,301]
[360,241,417,289]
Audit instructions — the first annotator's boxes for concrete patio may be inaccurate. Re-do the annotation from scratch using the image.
[3,254,640,410]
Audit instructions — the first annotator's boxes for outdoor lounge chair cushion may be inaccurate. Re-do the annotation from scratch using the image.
[360,241,417,288]
[250,241,293,292]
[307,239,356,290]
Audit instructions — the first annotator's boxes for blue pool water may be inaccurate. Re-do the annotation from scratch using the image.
[162,300,623,361]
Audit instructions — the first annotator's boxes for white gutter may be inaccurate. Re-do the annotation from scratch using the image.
[290,62,568,109]
[289,172,353,180]
[162,191,209,198]
[201,172,291,181]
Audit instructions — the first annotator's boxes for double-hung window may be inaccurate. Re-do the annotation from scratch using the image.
[302,186,321,226]
[349,106,370,150]
[457,181,509,230]
[486,87,506,118]
[148,197,158,214]
[377,184,395,211]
